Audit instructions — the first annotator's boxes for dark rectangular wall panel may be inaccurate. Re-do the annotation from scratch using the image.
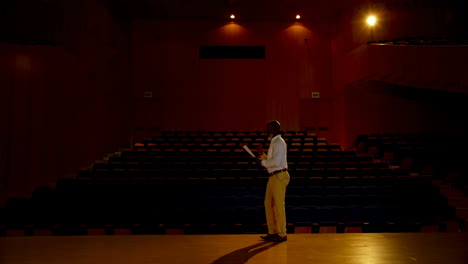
[200,46,265,59]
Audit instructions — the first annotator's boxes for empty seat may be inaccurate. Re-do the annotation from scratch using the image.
[319,225,337,233]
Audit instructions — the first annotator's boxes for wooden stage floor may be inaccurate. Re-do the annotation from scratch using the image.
[0,233,466,264]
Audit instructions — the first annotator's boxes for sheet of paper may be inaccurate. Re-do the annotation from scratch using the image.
[242,145,256,158]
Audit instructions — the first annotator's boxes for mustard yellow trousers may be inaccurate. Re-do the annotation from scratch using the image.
[264,171,290,237]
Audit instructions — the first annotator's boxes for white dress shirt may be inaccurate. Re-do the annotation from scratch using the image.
[261,134,288,173]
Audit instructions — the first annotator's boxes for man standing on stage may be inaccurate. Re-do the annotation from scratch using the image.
[257,120,290,242]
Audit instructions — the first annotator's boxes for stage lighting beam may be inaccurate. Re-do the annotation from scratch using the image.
[366,15,377,41]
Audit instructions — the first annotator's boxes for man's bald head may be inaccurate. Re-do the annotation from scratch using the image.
[267,120,281,131]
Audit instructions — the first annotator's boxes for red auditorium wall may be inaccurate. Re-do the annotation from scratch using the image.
[344,80,468,146]
[0,1,131,206]
[130,19,334,134]
[338,45,468,148]
[332,43,468,147]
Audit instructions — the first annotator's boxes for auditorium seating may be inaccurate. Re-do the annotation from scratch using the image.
[355,133,449,176]
[0,131,462,235]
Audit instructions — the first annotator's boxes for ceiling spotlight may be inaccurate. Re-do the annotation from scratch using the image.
[230,14,235,19]
[367,15,376,26]
[296,14,301,20]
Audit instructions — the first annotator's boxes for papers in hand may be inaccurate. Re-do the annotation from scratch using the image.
[242,145,256,158]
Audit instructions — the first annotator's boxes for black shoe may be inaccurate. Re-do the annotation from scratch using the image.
[260,234,278,240]
[268,235,287,242]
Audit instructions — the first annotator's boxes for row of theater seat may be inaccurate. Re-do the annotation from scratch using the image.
[84,133,392,179]
[160,130,310,137]
[93,159,383,170]
[118,153,363,161]
[1,176,452,230]
[1,220,461,236]
[84,133,383,181]
[355,133,440,152]
[355,133,450,178]
[145,135,322,144]
[79,168,411,180]
[130,146,341,154]
[143,135,323,143]
[119,149,353,160]
[0,203,454,232]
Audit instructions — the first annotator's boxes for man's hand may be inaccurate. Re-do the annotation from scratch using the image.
[256,156,262,166]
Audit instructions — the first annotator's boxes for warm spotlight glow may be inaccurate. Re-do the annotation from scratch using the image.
[296,14,301,20]
[367,16,376,26]
[230,14,235,19]
[219,23,246,38]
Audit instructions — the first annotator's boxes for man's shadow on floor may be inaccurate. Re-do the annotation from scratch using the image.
[210,240,284,264]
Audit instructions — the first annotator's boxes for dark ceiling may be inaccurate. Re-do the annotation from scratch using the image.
[106,0,356,21]
[1,0,466,45]
[2,0,465,22]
